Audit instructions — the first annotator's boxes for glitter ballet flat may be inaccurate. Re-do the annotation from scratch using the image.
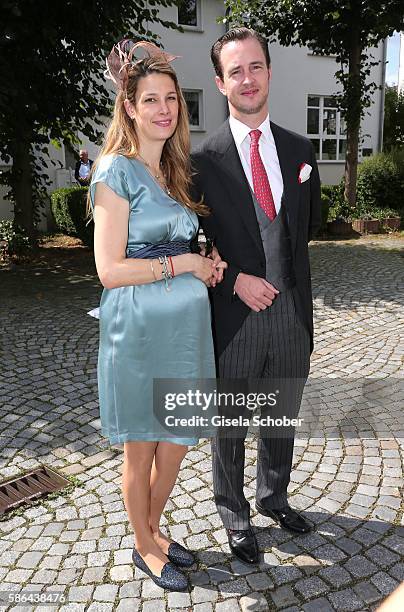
[132,548,188,592]
[167,541,195,567]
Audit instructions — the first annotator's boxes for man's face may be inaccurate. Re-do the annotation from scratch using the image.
[80,150,88,163]
[215,37,271,122]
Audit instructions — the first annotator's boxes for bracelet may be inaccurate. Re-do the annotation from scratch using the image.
[158,255,172,291]
[150,259,158,281]
[168,256,175,277]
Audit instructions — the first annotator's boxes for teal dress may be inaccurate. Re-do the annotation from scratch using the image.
[90,154,215,446]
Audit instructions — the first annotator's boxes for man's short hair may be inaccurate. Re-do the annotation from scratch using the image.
[211,27,271,80]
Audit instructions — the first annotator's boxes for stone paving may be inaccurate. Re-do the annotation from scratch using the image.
[0,235,403,611]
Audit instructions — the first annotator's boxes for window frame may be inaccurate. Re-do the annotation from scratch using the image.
[177,0,203,32]
[182,88,205,131]
[307,94,347,163]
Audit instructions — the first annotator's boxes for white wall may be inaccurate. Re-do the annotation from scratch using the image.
[399,33,404,92]
[269,41,385,184]
[149,0,227,148]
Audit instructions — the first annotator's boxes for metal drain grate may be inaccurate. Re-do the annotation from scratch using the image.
[0,467,70,515]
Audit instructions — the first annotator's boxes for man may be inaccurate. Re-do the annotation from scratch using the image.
[191,27,321,564]
[74,149,93,186]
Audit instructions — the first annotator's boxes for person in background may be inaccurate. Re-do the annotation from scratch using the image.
[75,149,93,186]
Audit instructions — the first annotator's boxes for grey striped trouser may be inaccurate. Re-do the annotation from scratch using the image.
[211,289,310,530]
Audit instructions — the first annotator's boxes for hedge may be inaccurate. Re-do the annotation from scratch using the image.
[50,186,93,247]
[356,149,404,213]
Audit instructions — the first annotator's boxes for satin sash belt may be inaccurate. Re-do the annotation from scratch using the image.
[127,241,191,259]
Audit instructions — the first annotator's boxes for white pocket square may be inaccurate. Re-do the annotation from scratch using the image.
[298,163,312,183]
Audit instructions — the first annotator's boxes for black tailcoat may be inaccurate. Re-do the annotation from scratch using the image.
[191,119,321,356]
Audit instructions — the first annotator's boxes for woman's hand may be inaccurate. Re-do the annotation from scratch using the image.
[174,252,228,287]
[188,254,217,286]
[200,245,228,287]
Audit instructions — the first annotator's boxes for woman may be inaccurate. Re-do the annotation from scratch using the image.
[89,40,226,591]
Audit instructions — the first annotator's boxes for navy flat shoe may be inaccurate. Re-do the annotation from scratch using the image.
[167,541,195,567]
[132,548,188,591]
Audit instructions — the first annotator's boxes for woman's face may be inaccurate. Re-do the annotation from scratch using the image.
[127,73,179,145]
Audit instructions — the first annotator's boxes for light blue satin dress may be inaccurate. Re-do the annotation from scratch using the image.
[90,154,215,446]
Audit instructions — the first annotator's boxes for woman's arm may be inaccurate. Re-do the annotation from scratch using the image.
[93,183,216,289]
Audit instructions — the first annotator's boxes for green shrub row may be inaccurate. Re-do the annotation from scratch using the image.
[321,148,404,225]
[50,186,93,247]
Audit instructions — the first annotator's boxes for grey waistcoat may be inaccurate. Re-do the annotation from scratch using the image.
[252,193,296,292]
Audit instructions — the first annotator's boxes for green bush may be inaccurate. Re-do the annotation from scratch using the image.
[321,184,339,204]
[50,186,93,247]
[321,183,353,222]
[350,205,399,220]
[0,220,30,260]
[319,192,330,233]
[322,183,345,207]
[356,150,404,213]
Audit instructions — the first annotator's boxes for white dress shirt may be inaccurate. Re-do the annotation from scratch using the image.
[229,114,284,213]
[79,161,91,180]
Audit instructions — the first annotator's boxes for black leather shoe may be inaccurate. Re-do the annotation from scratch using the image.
[256,503,313,534]
[167,541,195,568]
[132,548,188,591]
[226,528,259,564]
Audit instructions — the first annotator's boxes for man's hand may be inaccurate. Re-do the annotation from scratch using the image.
[234,272,279,312]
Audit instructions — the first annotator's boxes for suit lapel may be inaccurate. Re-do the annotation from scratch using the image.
[208,121,263,254]
[270,122,300,252]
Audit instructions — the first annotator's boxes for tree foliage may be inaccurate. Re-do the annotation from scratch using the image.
[223,0,404,207]
[0,0,180,239]
[383,85,404,151]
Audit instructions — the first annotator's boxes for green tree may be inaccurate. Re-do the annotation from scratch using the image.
[383,85,404,151]
[0,0,179,241]
[223,0,404,208]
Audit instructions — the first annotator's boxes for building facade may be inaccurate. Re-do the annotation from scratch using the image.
[0,0,387,226]
[399,32,404,92]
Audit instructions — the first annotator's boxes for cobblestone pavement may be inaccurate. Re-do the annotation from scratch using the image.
[0,235,403,612]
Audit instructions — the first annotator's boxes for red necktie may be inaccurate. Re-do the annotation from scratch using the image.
[249,129,276,221]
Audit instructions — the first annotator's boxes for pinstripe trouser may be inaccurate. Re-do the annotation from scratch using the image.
[211,289,311,530]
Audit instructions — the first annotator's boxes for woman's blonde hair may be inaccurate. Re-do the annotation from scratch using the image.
[88,54,208,215]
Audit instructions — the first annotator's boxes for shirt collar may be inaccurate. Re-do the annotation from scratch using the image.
[229,114,272,147]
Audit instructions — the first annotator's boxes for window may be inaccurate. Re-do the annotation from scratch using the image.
[177,0,200,28]
[183,89,203,130]
[307,95,346,161]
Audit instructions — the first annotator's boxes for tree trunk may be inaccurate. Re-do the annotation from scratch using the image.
[11,139,35,241]
[344,33,362,209]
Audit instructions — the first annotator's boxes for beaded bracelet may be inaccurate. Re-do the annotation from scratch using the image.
[158,255,172,291]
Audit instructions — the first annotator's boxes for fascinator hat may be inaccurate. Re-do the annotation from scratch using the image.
[105,39,180,92]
